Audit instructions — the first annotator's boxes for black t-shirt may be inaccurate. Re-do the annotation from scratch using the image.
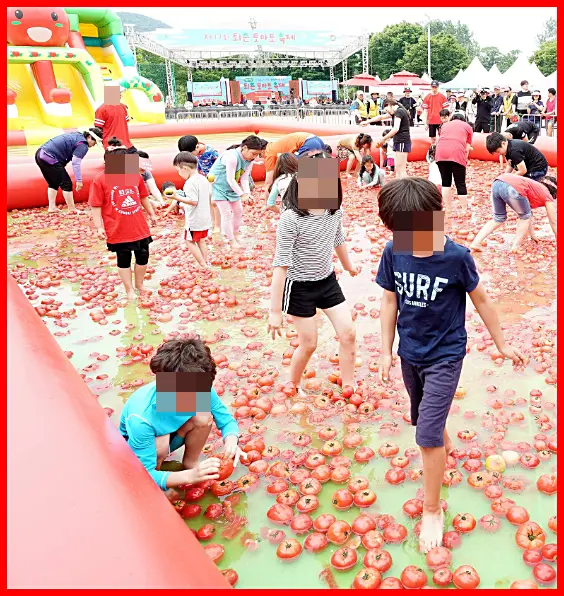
[516,90,533,114]
[472,96,492,121]
[392,107,411,143]
[506,120,539,140]
[398,96,416,117]
[506,139,548,173]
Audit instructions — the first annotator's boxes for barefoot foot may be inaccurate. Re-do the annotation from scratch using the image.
[419,508,444,553]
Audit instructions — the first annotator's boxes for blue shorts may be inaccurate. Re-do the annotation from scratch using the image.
[491,179,532,223]
[400,358,464,448]
[296,136,326,156]
[525,168,548,181]
[393,141,412,153]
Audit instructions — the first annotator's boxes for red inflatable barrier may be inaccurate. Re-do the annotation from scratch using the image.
[7,121,556,210]
[7,274,231,589]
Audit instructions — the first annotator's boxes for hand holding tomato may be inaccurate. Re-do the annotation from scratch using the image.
[224,435,245,467]
[498,343,525,367]
[185,457,221,484]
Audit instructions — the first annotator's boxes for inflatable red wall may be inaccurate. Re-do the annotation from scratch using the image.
[7,274,231,589]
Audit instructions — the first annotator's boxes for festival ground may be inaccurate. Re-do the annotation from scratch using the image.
[8,159,557,589]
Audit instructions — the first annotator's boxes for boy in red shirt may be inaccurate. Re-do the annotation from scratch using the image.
[422,81,449,143]
[94,85,134,149]
[89,142,157,301]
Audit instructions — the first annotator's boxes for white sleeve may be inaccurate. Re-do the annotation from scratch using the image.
[224,152,245,196]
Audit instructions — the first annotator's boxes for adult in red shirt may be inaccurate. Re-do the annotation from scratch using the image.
[89,144,157,301]
[94,85,134,149]
[422,81,449,143]
[470,174,557,253]
[435,112,474,213]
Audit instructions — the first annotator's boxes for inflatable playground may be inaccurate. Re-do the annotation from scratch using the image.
[7,7,558,591]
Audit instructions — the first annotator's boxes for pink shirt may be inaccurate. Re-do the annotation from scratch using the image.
[435,120,474,167]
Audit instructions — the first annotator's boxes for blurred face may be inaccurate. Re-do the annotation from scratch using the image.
[521,83,529,91]
[494,141,508,156]
[404,91,410,96]
[357,94,364,102]
[387,92,393,99]
[431,85,438,93]
[241,146,261,161]
[384,104,395,116]
[532,95,540,101]
[494,88,500,94]
[174,164,191,180]
[365,161,374,172]
[440,114,450,124]
[87,137,97,148]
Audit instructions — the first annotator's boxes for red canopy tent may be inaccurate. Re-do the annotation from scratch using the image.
[378,70,430,88]
[341,73,381,87]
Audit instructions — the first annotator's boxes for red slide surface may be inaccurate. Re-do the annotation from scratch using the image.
[7,274,231,589]
[8,120,556,210]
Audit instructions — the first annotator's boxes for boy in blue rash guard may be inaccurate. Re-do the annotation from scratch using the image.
[375,177,524,555]
[119,338,242,491]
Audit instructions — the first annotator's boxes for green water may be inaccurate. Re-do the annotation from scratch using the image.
[8,160,557,589]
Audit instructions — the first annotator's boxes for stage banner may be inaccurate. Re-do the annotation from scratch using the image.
[151,29,340,48]
[192,81,223,98]
[236,76,291,95]
[302,80,333,99]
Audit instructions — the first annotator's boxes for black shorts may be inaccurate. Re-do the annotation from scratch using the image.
[428,124,441,138]
[282,271,345,318]
[35,149,73,192]
[436,161,467,195]
[474,120,490,133]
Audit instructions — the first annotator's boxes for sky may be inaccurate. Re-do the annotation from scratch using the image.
[117,7,556,57]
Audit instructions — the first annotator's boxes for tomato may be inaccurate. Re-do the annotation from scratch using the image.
[433,567,453,587]
[331,547,358,571]
[548,516,557,533]
[483,485,503,500]
[348,476,370,493]
[353,490,377,508]
[211,480,233,497]
[383,523,408,544]
[290,513,313,534]
[331,466,352,484]
[299,478,322,495]
[196,524,216,541]
[267,479,289,494]
[216,454,235,480]
[352,514,377,536]
[353,567,382,589]
[236,473,259,492]
[184,487,205,502]
[515,522,546,550]
[425,546,452,570]
[452,513,476,534]
[402,498,423,518]
[364,548,392,573]
[362,530,385,550]
[313,513,337,533]
[277,489,300,506]
[332,489,354,510]
[523,550,543,566]
[322,440,343,456]
[330,455,352,468]
[443,469,463,486]
[304,532,329,553]
[262,446,280,460]
[379,577,404,589]
[378,443,399,458]
[442,531,462,550]
[479,514,501,533]
[401,565,428,589]
[506,506,530,525]
[327,520,351,544]
[267,503,294,525]
[510,579,539,589]
[296,495,319,514]
[385,467,406,485]
[318,426,338,441]
[536,474,557,495]
[491,496,516,516]
[276,538,303,560]
[203,543,225,563]
[289,468,311,484]
[541,543,557,562]
[204,503,223,520]
[452,565,480,589]
[221,569,238,586]
[311,464,332,483]
[181,503,202,519]
[467,472,493,489]
[172,499,185,513]
[354,447,375,463]
[532,563,556,585]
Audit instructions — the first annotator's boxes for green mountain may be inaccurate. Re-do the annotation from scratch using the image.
[116,12,171,33]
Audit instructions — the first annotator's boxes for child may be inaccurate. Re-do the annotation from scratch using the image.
[357,155,385,189]
[119,337,242,491]
[138,150,165,207]
[376,177,524,554]
[380,129,395,173]
[89,139,156,301]
[170,152,212,269]
[266,152,298,213]
[439,108,451,127]
[268,152,359,396]
[162,181,185,216]
[426,144,442,188]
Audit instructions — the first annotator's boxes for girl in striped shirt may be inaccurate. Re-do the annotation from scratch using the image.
[268,152,359,396]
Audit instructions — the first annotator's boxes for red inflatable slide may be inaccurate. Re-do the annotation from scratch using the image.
[7,274,230,589]
[7,119,557,210]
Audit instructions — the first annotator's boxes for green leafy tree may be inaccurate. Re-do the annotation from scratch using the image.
[369,22,424,80]
[536,17,556,46]
[530,40,556,76]
[399,33,470,83]
[427,20,479,58]
[479,47,520,72]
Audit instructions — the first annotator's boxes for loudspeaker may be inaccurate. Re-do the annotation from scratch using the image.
[331,90,337,103]
[186,91,193,102]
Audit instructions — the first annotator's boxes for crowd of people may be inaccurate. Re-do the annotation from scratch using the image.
[33,80,557,555]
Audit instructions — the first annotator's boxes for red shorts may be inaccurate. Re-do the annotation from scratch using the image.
[184,229,208,242]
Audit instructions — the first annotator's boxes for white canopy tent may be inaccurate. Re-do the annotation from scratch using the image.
[502,54,546,91]
[443,69,464,88]
[442,57,490,89]
[487,64,504,88]
[545,71,557,90]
